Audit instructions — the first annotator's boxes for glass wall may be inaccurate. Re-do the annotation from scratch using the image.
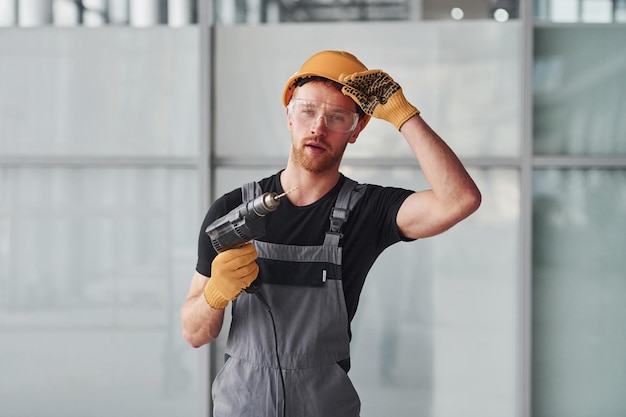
[0,28,204,417]
[532,17,626,417]
[533,25,626,155]
[533,169,626,417]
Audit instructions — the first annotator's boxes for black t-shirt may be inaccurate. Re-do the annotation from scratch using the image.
[196,171,414,324]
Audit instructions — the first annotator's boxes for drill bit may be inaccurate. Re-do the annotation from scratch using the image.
[274,186,298,200]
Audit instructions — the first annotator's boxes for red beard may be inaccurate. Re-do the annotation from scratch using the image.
[292,136,348,174]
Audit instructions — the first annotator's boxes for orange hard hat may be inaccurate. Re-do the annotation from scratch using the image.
[282,50,371,128]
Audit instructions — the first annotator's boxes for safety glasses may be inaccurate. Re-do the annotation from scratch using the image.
[288,99,359,133]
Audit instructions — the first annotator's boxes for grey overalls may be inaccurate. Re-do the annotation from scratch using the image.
[212,179,366,417]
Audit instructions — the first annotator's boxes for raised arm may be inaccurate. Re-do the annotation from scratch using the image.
[395,114,481,239]
[340,69,481,239]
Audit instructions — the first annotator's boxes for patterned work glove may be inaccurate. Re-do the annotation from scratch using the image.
[339,70,420,130]
[203,243,259,309]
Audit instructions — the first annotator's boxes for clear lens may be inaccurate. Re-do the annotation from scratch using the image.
[288,99,359,133]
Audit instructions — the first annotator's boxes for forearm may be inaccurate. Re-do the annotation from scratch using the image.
[403,115,479,202]
[181,272,225,348]
[398,115,481,237]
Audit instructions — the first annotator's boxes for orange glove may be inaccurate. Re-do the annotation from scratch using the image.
[339,69,420,130]
[203,243,259,309]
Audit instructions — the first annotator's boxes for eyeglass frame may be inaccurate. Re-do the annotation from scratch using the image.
[287,98,361,133]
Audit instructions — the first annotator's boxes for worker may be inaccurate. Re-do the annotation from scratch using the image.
[181,50,481,417]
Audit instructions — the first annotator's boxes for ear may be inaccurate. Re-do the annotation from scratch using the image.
[287,108,293,131]
[348,119,365,144]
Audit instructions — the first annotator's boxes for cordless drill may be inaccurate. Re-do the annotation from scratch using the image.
[205,189,294,292]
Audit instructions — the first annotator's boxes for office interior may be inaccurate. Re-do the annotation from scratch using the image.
[1,0,625,416]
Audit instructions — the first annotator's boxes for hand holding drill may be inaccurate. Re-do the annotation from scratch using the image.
[202,188,296,309]
[203,243,259,309]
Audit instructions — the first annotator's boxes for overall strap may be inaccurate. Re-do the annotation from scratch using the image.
[242,181,262,202]
[324,178,366,247]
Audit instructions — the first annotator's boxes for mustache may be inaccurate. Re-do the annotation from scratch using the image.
[303,135,327,145]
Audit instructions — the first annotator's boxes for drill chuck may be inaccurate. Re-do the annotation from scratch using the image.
[248,192,281,218]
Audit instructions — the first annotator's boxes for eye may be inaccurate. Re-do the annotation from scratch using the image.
[329,113,347,123]
[299,107,315,119]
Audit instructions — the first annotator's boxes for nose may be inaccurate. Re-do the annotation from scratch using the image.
[311,115,328,133]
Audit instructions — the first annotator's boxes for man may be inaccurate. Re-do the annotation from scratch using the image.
[181,50,481,417]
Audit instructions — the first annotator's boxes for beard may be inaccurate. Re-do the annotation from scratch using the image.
[291,136,348,174]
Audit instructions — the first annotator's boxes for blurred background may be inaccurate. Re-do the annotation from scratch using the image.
[0,1,625,416]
